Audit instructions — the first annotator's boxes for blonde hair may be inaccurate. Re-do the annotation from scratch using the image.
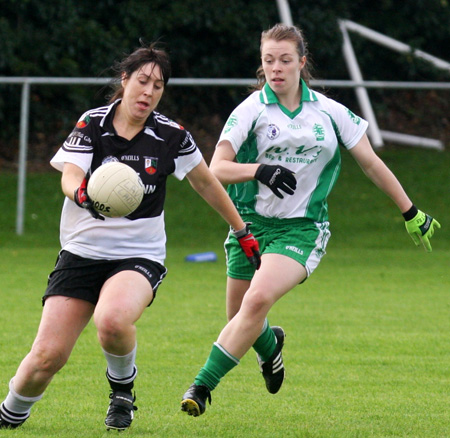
[252,23,312,91]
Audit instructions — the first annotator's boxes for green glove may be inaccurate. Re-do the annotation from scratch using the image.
[404,207,441,252]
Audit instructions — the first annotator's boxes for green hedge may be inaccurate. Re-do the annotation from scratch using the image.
[1,0,449,167]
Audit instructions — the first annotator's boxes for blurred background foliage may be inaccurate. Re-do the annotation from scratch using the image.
[0,0,449,168]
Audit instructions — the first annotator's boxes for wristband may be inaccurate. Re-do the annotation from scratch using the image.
[232,225,248,239]
[402,204,418,221]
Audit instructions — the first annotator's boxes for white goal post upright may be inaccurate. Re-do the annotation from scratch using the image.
[340,19,450,72]
[339,20,384,148]
[276,0,294,26]
[276,2,446,150]
[338,19,446,151]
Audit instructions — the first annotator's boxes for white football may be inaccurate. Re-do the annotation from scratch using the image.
[87,162,144,218]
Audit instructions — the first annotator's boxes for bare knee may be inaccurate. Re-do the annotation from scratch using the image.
[240,287,274,318]
[95,312,134,348]
[28,341,69,376]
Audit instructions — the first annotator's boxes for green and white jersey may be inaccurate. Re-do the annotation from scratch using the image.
[218,80,368,222]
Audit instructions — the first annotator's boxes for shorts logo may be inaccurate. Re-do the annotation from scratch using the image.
[135,264,152,278]
[286,245,304,255]
[144,157,158,175]
[315,248,325,258]
[267,124,280,140]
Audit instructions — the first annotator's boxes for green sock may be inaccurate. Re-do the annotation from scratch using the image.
[194,343,239,390]
[252,319,276,362]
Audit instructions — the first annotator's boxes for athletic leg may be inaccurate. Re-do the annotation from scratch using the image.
[0,296,94,428]
[12,296,94,395]
[226,276,276,376]
[181,254,306,416]
[95,270,152,354]
[218,253,306,358]
[94,270,153,431]
[226,278,250,321]
[227,277,274,359]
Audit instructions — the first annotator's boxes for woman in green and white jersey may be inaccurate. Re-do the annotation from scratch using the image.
[181,23,440,417]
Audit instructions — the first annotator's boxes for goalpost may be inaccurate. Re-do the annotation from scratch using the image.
[276,0,447,150]
[338,18,448,150]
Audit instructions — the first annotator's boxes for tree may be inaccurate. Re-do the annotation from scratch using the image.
[0,0,449,168]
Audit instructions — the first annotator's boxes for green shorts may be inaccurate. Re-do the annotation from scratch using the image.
[225,214,331,281]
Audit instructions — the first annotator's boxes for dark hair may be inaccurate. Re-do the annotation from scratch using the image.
[252,23,313,91]
[108,40,171,103]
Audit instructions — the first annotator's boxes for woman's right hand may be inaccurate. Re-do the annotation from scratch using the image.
[254,164,297,199]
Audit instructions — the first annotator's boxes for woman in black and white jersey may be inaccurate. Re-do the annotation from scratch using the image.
[0,42,260,432]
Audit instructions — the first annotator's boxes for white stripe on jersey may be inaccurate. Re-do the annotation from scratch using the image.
[153,113,181,128]
[85,105,112,126]
[88,109,109,118]
[178,132,197,155]
[143,127,164,142]
[178,145,196,155]
[63,137,93,152]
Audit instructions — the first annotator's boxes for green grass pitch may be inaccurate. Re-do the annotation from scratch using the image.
[0,147,449,437]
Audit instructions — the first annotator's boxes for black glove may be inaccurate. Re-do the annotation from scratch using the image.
[74,177,105,220]
[232,223,261,270]
[255,164,296,199]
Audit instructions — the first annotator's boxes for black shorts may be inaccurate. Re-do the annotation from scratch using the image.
[43,250,167,306]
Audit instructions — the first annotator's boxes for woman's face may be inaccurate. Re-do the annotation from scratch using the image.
[261,39,306,98]
[121,62,165,124]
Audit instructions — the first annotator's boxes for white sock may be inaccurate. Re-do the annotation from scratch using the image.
[1,378,43,418]
[103,345,137,385]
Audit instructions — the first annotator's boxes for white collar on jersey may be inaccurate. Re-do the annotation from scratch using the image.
[259,79,318,106]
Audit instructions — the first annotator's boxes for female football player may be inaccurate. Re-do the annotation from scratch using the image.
[0,42,260,431]
[181,23,440,416]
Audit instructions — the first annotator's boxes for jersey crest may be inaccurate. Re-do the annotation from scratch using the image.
[144,157,158,175]
[267,124,280,140]
[76,115,91,129]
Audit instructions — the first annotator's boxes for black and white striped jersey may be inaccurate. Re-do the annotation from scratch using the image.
[50,99,203,264]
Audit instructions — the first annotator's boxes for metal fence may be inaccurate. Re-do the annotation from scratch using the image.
[1,76,449,235]
[3,14,450,234]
